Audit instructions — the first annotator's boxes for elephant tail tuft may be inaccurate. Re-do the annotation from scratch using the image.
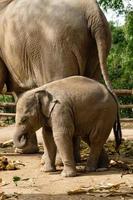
[113,113,122,153]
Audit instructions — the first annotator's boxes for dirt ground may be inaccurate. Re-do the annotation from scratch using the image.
[1,154,133,200]
[0,125,133,200]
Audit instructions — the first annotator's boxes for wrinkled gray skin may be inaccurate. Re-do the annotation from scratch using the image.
[0,0,112,154]
[14,76,121,177]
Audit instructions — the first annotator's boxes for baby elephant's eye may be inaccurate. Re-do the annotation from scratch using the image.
[21,116,28,123]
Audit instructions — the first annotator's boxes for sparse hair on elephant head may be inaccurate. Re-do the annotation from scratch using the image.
[13,89,58,149]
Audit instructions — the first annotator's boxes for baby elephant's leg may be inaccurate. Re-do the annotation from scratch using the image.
[82,136,101,171]
[85,126,110,172]
[53,131,76,177]
[73,136,81,163]
[41,138,80,166]
[41,150,62,166]
[86,144,103,172]
[97,148,109,169]
[41,127,56,172]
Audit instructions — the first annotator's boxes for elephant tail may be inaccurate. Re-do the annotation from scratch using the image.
[86,0,113,93]
[90,5,122,152]
[96,29,122,152]
[94,18,122,125]
[88,4,112,92]
[113,112,122,153]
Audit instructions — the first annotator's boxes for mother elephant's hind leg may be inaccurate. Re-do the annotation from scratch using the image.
[0,58,7,91]
[73,136,81,163]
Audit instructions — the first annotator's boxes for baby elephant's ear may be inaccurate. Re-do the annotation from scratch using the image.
[34,90,47,109]
[34,90,58,118]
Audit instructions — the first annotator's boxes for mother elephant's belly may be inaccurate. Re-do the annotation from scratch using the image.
[41,41,89,83]
[3,29,90,90]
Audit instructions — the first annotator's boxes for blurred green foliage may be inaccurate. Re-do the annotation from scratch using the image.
[0,94,15,125]
[108,11,133,118]
[99,0,124,13]
[0,94,13,103]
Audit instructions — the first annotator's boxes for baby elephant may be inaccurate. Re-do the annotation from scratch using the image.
[13,76,122,177]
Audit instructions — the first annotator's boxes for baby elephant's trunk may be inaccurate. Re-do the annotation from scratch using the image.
[113,113,122,153]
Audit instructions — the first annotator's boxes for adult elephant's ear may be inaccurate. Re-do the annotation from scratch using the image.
[35,90,58,119]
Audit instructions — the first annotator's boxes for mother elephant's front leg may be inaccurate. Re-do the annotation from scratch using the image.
[53,131,76,177]
[0,59,7,91]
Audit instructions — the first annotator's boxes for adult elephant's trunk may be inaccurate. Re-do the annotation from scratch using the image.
[13,126,27,149]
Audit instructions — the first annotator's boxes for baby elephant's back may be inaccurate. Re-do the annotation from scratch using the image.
[46,76,117,129]
[48,76,117,112]
[62,76,117,126]
[70,77,117,112]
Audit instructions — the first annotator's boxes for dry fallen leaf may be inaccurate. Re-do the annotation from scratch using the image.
[0,140,13,148]
[67,188,89,195]
[110,160,129,170]
[0,156,24,171]
[1,181,10,187]
[6,162,17,170]
[0,192,6,200]
[67,182,126,195]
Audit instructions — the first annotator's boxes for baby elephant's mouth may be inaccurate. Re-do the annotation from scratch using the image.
[20,134,27,145]
[13,131,28,149]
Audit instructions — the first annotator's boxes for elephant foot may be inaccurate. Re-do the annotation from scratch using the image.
[55,151,63,166]
[96,167,108,172]
[61,169,77,177]
[85,166,96,172]
[61,164,77,177]
[41,153,63,166]
[74,153,81,163]
[97,149,109,169]
[55,157,63,166]
[97,160,109,169]
[40,165,56,172]
[15,146,39,154]
[41,154,45,165]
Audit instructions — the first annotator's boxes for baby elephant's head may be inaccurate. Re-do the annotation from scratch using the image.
[13,89,57,149]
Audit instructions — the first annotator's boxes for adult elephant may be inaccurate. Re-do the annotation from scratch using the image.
[0,0,112,154]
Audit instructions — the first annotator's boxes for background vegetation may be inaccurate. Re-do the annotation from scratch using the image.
[107,10,133,118]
